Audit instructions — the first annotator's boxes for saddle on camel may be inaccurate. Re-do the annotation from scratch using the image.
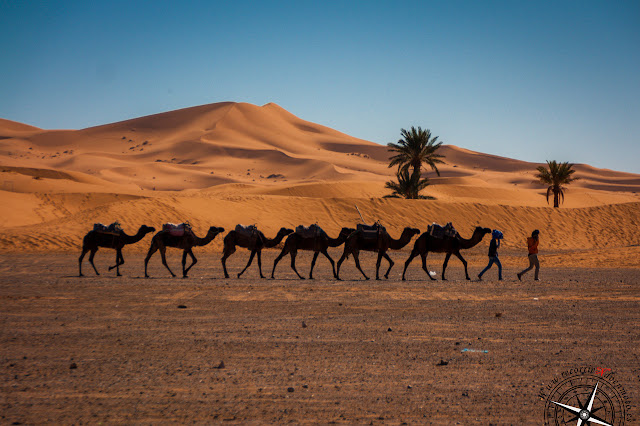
[295,224,327,251]
[162,222,192,237]
[427,222,457,239]
[235,224,259,239]
[356,221,386,244]
[93,221,123,235]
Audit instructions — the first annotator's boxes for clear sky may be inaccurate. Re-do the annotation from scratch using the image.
[1,1,639,172]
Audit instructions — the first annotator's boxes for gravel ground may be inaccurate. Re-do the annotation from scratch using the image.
[1,251,638,424]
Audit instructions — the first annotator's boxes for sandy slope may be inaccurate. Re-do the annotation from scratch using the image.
[1,102,639,262]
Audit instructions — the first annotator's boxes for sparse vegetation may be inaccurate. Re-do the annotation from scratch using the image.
[384,168,434,199]
[535,160,579,208]
[385,126,444,199]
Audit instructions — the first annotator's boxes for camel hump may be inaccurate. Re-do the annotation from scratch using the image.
[93,221,122,234]
[295,224,325,239]
[162,222,191,237]
[235,224,258,237]
[428,222,457,239]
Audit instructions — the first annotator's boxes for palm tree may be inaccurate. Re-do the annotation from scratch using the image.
[387,126,445,177]
[535,160,579,208]
[384,168,432,199]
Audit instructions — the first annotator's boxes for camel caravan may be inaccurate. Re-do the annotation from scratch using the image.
[79,216,499,281]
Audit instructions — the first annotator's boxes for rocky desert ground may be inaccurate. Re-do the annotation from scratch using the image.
[1,248,639,424]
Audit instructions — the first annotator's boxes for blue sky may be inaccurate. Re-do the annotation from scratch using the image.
[1,1,639,172]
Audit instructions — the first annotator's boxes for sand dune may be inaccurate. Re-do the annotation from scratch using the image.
[0,102,639,262]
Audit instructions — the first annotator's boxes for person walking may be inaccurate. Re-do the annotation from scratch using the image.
[478,229,502,280]
[517,230,540,281]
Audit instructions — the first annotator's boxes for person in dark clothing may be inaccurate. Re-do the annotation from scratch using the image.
[478,230,502,281]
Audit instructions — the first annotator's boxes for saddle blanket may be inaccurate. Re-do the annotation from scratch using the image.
[235,224,258,238]
[93,222,122,234]
[163,222,191,237]
[295,224,325,239]
[428,222,457,239]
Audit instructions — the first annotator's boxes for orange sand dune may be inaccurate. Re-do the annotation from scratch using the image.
[0,102,639,262]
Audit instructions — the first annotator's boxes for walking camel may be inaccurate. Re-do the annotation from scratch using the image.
[79,225,156,276]
[221,226,294,278]
[271,227,355,279]
[336,226,420,280]
[402,226,491,281]
[144,225,225,278]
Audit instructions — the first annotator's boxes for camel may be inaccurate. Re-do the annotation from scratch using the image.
[402,226,492,281]
[336,226,421,280]
[221,226,294,278]
[144,226,225,278]
[271,227,355,280]
[79,225,156,277]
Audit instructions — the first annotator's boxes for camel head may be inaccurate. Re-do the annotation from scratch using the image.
[207,226,225,236]
[340,227,356,237]
[140,225,156,234]
[473,227,492,238]
[403,227,421,238]
[278,227,294,236]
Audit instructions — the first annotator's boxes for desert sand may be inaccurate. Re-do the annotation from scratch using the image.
[1,103,639,423]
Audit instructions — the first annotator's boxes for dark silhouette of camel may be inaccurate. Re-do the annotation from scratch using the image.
[271,227,355,279]
[79,225,155,276]
[221,226,293,278]
[144,226,225,278]
[336,226,420,280]
[402,226,491,280]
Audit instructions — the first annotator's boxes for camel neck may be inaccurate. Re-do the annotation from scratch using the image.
[194,231,217,246]
[264,231,287,248]
[122,229,147,244]
[389,231,414,250]
[460,232,484,249]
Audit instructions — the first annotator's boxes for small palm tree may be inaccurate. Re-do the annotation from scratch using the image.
[535,160,579,208]
[387,126,445,177]
[384,168,432,199]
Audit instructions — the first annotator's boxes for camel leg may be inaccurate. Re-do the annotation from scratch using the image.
[271,247,288,279]
[109,249,124,276]
[159,246,176,277]
[422,253,436,281]
[144,244,158,278]
[257,250,265,279]
[383,252,394,279]
[353,251,369,280]
[336,252,348,280]
[79,247,90,277]
[115,249,123,276]
[309,251,319,279]
[88,248,100,276]
[183,249,197,277]
[402,249,419,281]
[453,251,470,280]
[238,250,256,278]
[375,252,383,280]
[221,246,235,278]
[290,250,305,280]
[321,249,337,279]
[442,253,452,281]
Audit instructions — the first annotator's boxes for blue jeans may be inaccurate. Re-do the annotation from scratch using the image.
[479,256,502,279]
